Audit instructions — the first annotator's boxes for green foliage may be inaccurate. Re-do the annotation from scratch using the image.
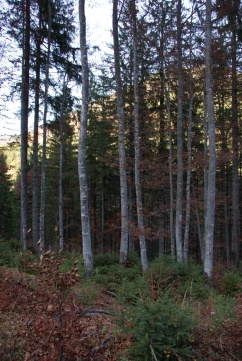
[0,238,22,268]
[94,263,142,287]
[0,152,18,239]
[220,270,242,296]
[210,294,236,327]
[93,252,119,267]
[124,295,195,360]
[77,280,99,306]
[144,256,209,301]
[59,252,85,275]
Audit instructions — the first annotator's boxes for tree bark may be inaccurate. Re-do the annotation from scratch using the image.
[113,0,129,264]
[20,0,30,250]
[78,0,93,277]
[183,7,195,262]
[39,0,51,251]
[58,79,68,250]
[32,2,41,251]
[175,0,184,262]
[204,0,216,282]
[131,0,148,272]
[231,13,240,266]
[164,73,175,259]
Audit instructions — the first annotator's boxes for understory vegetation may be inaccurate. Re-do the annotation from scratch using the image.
[0,238,242,360]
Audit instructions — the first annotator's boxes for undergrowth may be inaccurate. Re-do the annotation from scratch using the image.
[1,241,242,360]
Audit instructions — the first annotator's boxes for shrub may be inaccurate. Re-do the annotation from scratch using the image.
[93,252,119,267]
[210,294,236,327]
[0,238,22,268]
[124,294,195,360]
[143,256,208,302]
[220,270,242,296]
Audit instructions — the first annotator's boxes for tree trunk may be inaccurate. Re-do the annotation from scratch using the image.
[164,73,175,259]
[39,0,51,251]
[231,17,239,266]
[32,2,41,251]
[20,0,30,250]
[113,0,129,264]
[175,0,184,262]
[183,9,194,263]
[193,186,204,262]
[183,89,193,263]
[58,80,68,250]
[204,0,216,282]
[78,0,93,277]
[131,0,148,272]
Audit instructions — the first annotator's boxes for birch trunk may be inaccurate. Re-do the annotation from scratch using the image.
[78,0,93,276]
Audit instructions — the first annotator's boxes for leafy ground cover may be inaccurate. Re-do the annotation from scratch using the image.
[0,258,130,361]
[1,243,242,360]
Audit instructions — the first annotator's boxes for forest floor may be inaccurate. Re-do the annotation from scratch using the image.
[1,252,242,361]
[0,266,130,361]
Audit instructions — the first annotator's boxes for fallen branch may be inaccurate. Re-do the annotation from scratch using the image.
[77,308,115,317]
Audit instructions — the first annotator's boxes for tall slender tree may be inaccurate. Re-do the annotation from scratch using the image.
[39,0,51,251]
[230,0,240,265]
[204,0,216,281]
[175,0,184,262]
[113,0,129,265]
[32,0,42,251]
[130,0,148,271]
[78,0,93,276]
[20,0,30,250]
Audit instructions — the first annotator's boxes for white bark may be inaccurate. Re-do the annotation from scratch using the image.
[58,78,68,250]
[78,0,93,276]
[32,6,41,251]
[204,0,216,282]
[131,0,148,272]
[113,0,129,264]
[175,0,184,262]
[164,74,175,259]
[183,6,195,262]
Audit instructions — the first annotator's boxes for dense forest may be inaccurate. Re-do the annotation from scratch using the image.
[0,0,242,280]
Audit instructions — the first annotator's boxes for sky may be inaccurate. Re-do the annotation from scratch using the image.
[0,0,113,141]
[0,0,192,141]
